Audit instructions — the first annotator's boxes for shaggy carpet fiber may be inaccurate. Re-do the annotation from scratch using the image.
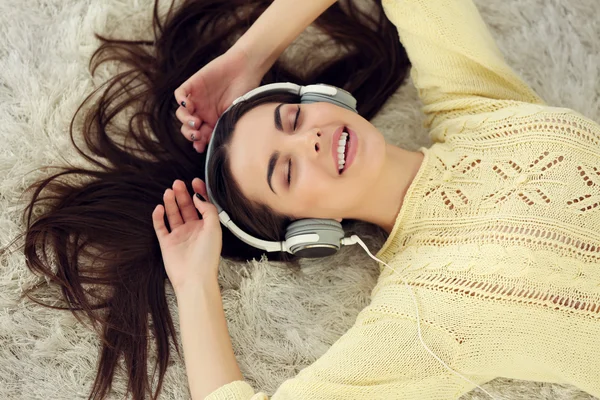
[1,0,599,399]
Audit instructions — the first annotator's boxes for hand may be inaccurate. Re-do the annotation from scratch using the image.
[174,47,263,153]
[152,178,222,292]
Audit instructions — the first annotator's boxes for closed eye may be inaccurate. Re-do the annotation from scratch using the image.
[286,105,299,187]
[293,105,300,130]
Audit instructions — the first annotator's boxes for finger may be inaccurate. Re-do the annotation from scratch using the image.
[192,192,220,228]
[163,188,184,230]
[190,123,213,153]
[172,179,199,223]
[191,178,208,199]
[174,86,191,108]
[175,106,200,130]
[198,123,214,143]
[181,124,200,142]
[193,136,207,153]
[175,105,189,122]
[151,205,170,240]
[180,96,196,114]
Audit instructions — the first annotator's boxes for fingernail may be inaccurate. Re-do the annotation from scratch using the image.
[195,193,205,201]
[188,120,195,128]
[181,101,186,108]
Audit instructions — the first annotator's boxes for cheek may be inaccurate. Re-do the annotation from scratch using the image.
[295,167,332,209]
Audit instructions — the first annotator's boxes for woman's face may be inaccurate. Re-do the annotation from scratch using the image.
[228,101,387,220]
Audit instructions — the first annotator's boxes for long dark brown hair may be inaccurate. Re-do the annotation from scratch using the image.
[0,0,410,398]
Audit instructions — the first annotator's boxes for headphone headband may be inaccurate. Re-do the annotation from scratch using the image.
[204,82,357,258]
[231,83,339,105]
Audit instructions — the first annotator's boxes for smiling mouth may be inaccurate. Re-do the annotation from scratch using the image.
[337,127,350,175]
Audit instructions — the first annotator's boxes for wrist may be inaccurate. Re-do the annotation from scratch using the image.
[229,37,272,77]
[173,274,219,299]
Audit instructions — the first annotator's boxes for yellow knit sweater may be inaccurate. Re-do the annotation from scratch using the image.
[206,0,600,399]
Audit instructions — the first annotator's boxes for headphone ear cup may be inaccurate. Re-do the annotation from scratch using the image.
[285,219,345,258]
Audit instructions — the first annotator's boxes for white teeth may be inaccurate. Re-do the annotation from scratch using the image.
[337,131,349,170]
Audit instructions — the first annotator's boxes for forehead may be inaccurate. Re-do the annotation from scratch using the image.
[228,102,278,201]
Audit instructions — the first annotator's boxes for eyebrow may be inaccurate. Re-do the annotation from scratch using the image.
[274,103,284,132]
[267,104,286,194]
[267,151,279,194]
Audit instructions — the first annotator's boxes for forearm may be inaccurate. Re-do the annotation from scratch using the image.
[380,0,544,122]
[231,0,337,76]
[176,279,243,400]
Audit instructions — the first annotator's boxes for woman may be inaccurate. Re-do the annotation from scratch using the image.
[8,1,599,400]
[163,0,600,399]
[8,0,410,399]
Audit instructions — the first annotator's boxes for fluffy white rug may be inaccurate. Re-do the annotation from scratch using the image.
[1,0,599,399]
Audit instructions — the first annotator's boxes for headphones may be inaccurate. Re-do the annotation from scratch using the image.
[204,82,358,258]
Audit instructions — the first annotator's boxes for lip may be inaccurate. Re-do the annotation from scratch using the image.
[331,125,344,174]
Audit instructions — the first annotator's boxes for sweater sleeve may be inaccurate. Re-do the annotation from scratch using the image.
[382,0,546,133]
[204,311,492,400]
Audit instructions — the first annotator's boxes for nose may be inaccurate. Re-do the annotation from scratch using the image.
[297,127,321,156]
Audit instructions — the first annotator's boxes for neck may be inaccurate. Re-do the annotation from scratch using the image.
[353,144,424,234]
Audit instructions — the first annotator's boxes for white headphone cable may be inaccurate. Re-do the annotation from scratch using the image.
[341,235,501,400]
